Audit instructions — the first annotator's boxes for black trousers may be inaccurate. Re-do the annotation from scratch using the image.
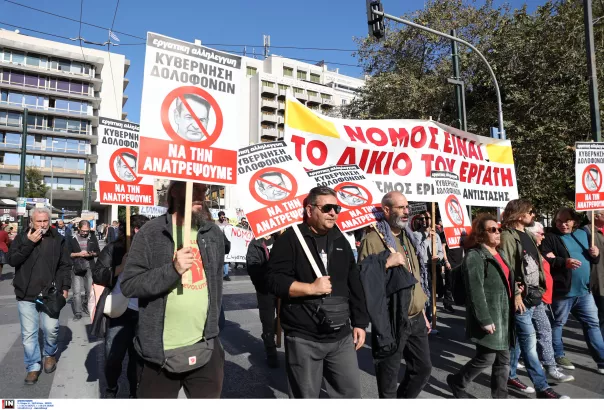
[594,293,604,337]
[450,344,510,398]
[104,308,138,394]
[256,291,277,347]
[137,339,225,399]
[374,313,432,398]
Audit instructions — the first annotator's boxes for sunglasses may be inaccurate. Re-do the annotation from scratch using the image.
[528,209,535,215]
[312,204,342,214]
[486,227,502,234]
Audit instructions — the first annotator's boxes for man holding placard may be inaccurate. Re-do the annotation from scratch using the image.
[121,181,225,398]
[267,186,369,398]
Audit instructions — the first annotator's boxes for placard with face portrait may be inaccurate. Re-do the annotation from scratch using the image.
[433,170,472,248]
[97,117,155,206]
[137,32,243,185]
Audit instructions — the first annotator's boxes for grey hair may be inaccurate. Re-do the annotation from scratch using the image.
[586,211,603,222]
[29,207,51,221]
[525,221,544,236]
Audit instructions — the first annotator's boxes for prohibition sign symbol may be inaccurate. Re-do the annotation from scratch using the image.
[109,148,142,184]
[249,167,298,207]
[582,164,602,193]
[444,194,465,227]
[160,86,224,146]
[333,182,373,210]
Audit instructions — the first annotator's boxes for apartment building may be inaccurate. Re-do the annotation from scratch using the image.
[0,29,128,221]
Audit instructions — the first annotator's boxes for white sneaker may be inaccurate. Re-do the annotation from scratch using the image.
[547,367,575,383]
[597,367,604,375]
[517,362,525,370]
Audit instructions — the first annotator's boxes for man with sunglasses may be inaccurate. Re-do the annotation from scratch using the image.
[500,199,568,398]
[267,186,369,398]
[358,192,432,398]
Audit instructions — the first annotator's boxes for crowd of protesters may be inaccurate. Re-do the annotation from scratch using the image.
[5,186,604,399]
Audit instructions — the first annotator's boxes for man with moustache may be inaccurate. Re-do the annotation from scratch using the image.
[359,191,432,398]
[267,186,369,398]
[121,181,225,398]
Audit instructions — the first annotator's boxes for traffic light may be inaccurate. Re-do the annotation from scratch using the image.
[366,0,385,39]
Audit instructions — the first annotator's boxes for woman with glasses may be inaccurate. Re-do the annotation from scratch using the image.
[507,222,574,383]
[447,213,514,398]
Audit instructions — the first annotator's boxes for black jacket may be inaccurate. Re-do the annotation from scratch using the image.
[267,223,369,342]
[8,228,72,301]
[121,214,225,367]
[359,250,416,359]
[541,228,600,298]
[91,239,127,337]
[246,237,272,294]
[69,232,101,272]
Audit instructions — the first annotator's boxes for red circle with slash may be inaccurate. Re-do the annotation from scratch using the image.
[160,86,223,146]
[582,164,602,193]
[445,194,465,227]
[110,148,142,184]
[333,182,373,210]
[249,167,298,207]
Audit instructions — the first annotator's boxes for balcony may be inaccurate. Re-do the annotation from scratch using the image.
[322,98,335,107]
[261,113,277,124]
[278,116,284,125]
[278,101,285,110]
[295,92,307,102]
[261,84,277,96]
[308,95,322,105]
[261,98,278,109]
[260,127,278,138]
[0,61,102,91]
[278,131,284,140]
[0,82,100,106]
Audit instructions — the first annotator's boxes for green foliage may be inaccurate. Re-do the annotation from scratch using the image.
[24,167,48,198]
[118,206,140,222]
[349,0,603,214]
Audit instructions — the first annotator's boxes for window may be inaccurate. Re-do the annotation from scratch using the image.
[278,84,289,91]
[70,62,83,75]
[310,73,320,83]
[7,92,23,105]
[4,153,20,166]
[0,90,7,102]
[246,66,257,76]
[26,54,41,67]
[66,139,79,153]
[261,80,274,87]
[307,90,317,97]
[283,67,293,77]
[0,174,20,187]
[56,59,71,72]
[297,70,306,80]
[0,132,21,148]
[293,87,304,94]
[321,93,332,100]
[7,111,20,126]
[342,99,348,105]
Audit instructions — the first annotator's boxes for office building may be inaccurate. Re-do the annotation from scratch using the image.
[0,29,129,222]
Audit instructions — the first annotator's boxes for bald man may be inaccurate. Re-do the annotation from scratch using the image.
[359,191,432,398]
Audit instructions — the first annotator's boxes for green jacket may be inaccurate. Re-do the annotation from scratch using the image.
[463,246,514,351]
[499,228,546,296]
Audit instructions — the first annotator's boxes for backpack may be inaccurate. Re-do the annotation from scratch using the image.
[451,249,488,306]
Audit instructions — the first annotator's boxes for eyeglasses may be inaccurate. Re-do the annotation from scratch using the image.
[486,227,502,234]
[536,232,545,236]
[312,204,342,214]
[391,205,410,211]
[528,209,535,215]
[416,216,431,221]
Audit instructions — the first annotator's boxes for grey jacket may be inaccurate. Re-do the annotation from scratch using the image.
[121,213,224,367]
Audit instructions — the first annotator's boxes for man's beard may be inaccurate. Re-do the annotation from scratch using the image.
[524,218,535,228]
[192,208,208,228]
[388,213,408,230]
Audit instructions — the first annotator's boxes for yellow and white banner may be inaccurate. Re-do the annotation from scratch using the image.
[284,95,518,207]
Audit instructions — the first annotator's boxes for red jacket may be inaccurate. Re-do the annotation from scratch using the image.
[542,257,554,305]
[0,230,9,253]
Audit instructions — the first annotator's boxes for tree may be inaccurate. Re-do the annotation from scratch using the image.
[118,206,140,222]
[24,167,48,198]
[350,0,604,214]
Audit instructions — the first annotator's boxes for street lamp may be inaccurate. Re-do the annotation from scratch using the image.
[365,0,505,139]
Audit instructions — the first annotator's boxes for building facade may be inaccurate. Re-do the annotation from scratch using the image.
[0,29,128,222]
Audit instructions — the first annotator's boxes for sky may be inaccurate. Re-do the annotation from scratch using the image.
[1,0,543,123]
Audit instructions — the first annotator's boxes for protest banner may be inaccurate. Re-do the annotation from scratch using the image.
[409,202,428,216]
[97,118,155,206]
[223,225,254,263]
[139,206,168,218]
[284,95,518,207]
[306,165,382,232]
[136,32,242,186]
[237,141,316,237]
[575,142,604,211]
[434,171,472,249]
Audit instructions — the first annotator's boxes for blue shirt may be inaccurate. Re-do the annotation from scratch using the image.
[561,229,591,297]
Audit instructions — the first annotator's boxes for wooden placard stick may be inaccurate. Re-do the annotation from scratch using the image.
[182,181,193,285]
[126,205,131,251]
[592,211,595,248]
[431,202,437,329]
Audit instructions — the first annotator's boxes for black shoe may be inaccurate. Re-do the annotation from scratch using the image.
[73,314,82,321]
[223,275,231,281]
[267,354,279,368]
[104,387,118,399]
[447,374,470,398]
[443,303,455,314]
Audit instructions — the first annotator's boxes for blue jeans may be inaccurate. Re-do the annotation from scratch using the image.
[223,263,229,278]
[551,293,604,366]
[512,306,549,391]
[17,300,60,372]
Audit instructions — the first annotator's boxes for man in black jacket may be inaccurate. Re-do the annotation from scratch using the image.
[246,233,279,368]
[267,186,369,398]
[121,181,225,398]
[8,207,72,385]
[68,220,100,321]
